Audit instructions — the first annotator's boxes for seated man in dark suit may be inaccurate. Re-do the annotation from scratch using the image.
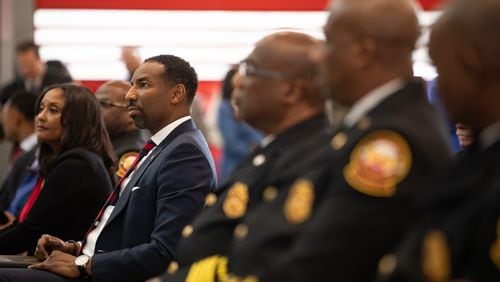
[95,80,150,178]
[158,31,330,281]
[0,91,38,222]
[0,55,217,281]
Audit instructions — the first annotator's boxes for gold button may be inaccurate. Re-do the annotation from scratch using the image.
[252,154,266,166]
[263,186,278,202]
[331,132,347,150]
[242,275,259,282]
[377,254,397,276]
[234,224,248,240]
[167,261,179,274]
[205,193,217,207]
[182,225,193,238]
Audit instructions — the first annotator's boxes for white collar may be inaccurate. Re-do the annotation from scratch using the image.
[150,116,191,146]
[479,120,500,150]
[20,133,37,152]
[343,78,405,128]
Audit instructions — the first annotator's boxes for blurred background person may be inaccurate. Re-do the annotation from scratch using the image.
[0,84,114,255]
[121,46,142,81]
[455,122,474,148]
[217,68,262,181]
[0,91,38,222]
[0,40,73,103]
[95,80,150,178]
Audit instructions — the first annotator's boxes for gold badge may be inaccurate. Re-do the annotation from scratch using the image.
[283,179,315,224]
[117,151,139,178]
[343,130,411,197]
[490,217,500,269]
[331,132,347,150]
[422,230,451,282]
[223,182,249,219]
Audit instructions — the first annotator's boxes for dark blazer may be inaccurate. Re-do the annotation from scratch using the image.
[163,114,330,281]
[0,146,37,211]
[387,138,500,282]
[257,79,453,282]
[0,148,112,255]
[90,120,217,282]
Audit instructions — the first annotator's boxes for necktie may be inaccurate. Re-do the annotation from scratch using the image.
[86,139,156,237]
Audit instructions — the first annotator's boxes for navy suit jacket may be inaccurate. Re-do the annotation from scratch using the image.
[91,120,217,281]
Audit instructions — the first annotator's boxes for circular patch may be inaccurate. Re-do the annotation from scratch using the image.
[223,182,249,219]
[343,130,412,197]
[117,151,139,178]
[283,179,315,224]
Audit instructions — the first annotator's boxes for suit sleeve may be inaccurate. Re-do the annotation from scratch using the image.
[91,142,215,282]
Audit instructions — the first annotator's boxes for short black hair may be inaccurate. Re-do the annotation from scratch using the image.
[145,55,198,104]
[5,90,37,121]
[16,40,40,58]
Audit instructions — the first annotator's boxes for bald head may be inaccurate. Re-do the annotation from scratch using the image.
[330,0,419,66]
[233,31,324,134]
[254,32,324,106]
[96,80,135,138]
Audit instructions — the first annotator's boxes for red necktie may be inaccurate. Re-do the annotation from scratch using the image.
[86,140,156,236]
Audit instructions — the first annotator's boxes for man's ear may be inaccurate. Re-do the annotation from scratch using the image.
[282,79,305,105]
[170,84,186,104]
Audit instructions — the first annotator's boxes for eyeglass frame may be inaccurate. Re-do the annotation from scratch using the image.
[98,99,128,109]
[238,60,294,80]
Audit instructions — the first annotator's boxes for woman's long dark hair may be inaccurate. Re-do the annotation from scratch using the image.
[36,84,116,181]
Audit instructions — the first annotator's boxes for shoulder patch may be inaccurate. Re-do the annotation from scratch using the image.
[223,182,249,219]
[343,130,412,197]
[422,230,451,282]
[117,151,139,178]
[284,179,315,224]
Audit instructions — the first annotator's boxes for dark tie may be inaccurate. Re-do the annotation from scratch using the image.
[85,139,156,237]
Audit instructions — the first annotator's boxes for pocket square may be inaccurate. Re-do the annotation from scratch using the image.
[131,186,141,192]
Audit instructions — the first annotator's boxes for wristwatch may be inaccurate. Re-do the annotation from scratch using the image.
[74,255,90,278]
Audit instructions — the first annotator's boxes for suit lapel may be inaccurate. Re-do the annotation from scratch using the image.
[104,120,196,225]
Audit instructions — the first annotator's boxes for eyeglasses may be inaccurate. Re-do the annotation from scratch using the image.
[98,99,127,109]
[238,60,293,79]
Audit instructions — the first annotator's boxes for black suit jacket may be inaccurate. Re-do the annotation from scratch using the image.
[163,114,330,281]
[387,138,500,282]
[0,148,112,255]
[257,79,453,282]
[90,120,217,282]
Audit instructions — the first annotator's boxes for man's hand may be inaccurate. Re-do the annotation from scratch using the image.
[34,234,75,260]
[29,250,80,278]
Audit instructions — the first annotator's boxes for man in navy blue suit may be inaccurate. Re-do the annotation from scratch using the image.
[0,55,217,281]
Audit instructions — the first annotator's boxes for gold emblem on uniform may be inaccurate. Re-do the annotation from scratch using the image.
[343,130,411,197]
[205,193,217,207]
[167,261,179,274]
[422,230,451,282]
[263,186,278,202]
[223,182,249,219]
[490,217,500,269]
[331,132,347,150]
[234,223,249,240]
[283,179,315,224]
[116,151,139,178]
[182,225,193,238]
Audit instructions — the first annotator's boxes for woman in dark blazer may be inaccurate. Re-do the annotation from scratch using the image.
[0,84,115,255]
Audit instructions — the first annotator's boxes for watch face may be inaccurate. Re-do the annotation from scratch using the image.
[75,255,89,266]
